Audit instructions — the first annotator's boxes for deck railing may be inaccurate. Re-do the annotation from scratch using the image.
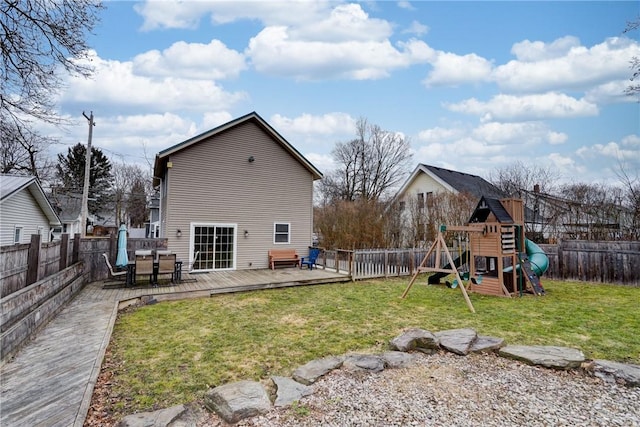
[318,248,434,280]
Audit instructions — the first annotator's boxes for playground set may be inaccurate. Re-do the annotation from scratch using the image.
[402,197,549,312]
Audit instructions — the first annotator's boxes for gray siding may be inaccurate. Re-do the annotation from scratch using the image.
[1,190,52,246]
[164,121,316,269]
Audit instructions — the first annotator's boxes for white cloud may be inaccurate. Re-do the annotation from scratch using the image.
[200,111,234,130]
[511,36,581,62]
[60,51,247,114]
[576,135,640,165]
[403,20,428,36]
[132,40,246,80]
[472,122,568,146]
[584,80,636,104]
[546,152,585,175]
[270,112,356,135]
[290,4,392,42]
[246,27,432,80]
[423,52,493,87]
[417,126,465,142]
[494,37,640,93]
[135,0,337,29]
[446,92,599,121]
[398,1,415,11]
[304,152,335,173]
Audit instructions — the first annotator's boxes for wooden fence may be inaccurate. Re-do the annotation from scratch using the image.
[540,241,640,285]
[319,241,639,285]
[0,234,169,298]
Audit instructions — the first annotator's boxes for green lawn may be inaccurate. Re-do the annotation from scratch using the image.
[106,277,639,414]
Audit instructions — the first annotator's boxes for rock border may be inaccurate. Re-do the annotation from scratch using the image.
[116,327,640,426]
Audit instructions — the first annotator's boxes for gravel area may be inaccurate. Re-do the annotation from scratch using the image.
[194,351,640,427]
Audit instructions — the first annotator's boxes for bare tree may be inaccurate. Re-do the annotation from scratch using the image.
[110,162,149,226]
[624,17,640,98]
[0,117,55,180]
[615,161,640,240]
[1,0,103,125]
[489,161,563,239]
[320,118,413,202]
[314,199,390,249]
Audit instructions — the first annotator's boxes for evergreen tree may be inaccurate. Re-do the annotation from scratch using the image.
[56,143,112,217]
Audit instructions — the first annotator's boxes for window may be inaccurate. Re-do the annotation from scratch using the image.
[274,223,290,244]
[399,201,406,211]
[417,193,424,210]
[14,227,22,244]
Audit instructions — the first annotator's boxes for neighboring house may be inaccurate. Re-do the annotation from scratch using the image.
[393,164,506,205]
[521,185,634,242]
[49,191,117,237]
[146,192,160,238]
[391,164,506,246]
[0,175,61,246]
[152,112,323,271]
[48,192,84,237]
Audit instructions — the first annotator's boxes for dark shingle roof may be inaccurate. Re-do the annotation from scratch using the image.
[468,196,514,224]
[422,164,505,199]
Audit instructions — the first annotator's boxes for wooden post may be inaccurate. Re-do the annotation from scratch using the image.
[72,233,81,264]
[59,234,69,271]
[26,234,41,286]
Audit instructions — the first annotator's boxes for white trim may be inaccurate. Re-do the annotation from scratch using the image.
[14,226,22,244]
[189,222,237,271]
[273,222,291,244]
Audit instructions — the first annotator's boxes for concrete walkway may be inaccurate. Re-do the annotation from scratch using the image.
[0,268,348,427]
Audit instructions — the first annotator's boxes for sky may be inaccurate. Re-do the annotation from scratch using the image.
[45,0,640,188]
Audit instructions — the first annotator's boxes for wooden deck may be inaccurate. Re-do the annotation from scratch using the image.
[0,268,349,427]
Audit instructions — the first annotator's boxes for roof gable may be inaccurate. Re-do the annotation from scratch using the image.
[468,196,514,224]
[1,174,61,225]
[153,112,322,185]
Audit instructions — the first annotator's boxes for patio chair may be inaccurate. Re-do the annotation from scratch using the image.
[157,253,177,284]
[135,254,154,285]
[102,253,126,281]
[300,248,321,270]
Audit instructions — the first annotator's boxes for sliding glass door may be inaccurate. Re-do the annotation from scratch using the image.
[192,224,236,271]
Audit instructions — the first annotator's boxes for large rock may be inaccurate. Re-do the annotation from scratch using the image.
[271,376,313,407]
[590,360,640,387]
[204,380,271,423]
[116,404,186,427]
[470,335,505,353]
[435,328,478,355]
[380,351,416,368]
[342,354,385,372]
[292,356,343,385]
[389,328,440,354]
[499,345,585,369]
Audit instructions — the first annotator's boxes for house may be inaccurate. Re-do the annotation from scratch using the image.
[391,164,505,246]
[393,164,505,206]
[48,192,84,237]
[0,175,61,246]
[152,112,323,271]
[146,192,160,238]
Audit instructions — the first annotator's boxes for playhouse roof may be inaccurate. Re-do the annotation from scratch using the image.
[468,197,514,224]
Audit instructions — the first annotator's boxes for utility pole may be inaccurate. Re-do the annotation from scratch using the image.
[80,111,95,238]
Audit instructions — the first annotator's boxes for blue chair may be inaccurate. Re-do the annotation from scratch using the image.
[300,248,320,270]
